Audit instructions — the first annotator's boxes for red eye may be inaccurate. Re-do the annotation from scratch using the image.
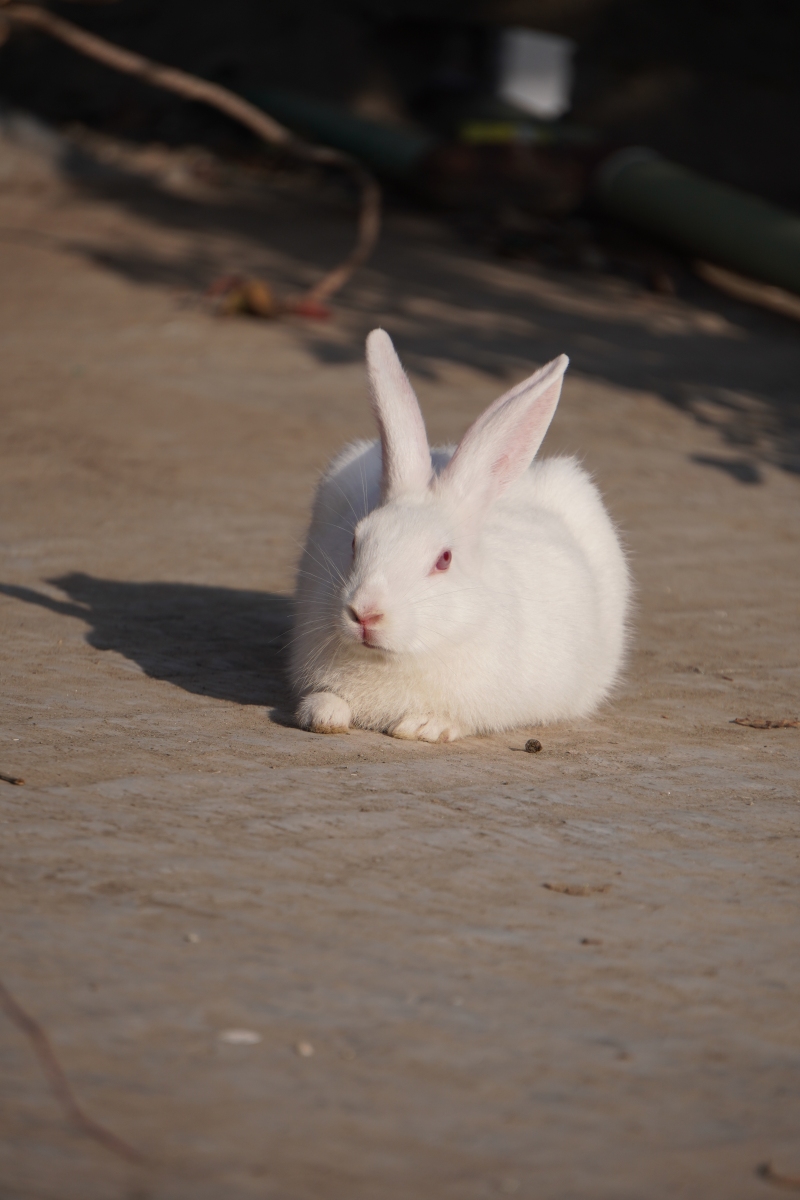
[435,549,452,572]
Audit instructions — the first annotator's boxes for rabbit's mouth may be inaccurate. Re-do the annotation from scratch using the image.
[344,624,392,654]
[358,627,386,651]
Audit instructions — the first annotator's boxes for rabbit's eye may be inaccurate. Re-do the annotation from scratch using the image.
[435,549,452,572]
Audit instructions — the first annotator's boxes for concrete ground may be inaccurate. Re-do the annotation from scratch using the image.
[0,118,799,1200]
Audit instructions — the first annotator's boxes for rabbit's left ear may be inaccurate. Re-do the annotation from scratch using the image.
[439,354,568,510]
[367,330,431,501]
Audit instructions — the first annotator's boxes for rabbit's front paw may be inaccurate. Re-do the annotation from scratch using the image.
[388,714,463,743]
[297,692,351,734]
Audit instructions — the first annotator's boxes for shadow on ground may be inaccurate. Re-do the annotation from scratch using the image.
[690,454,762,484]
[0,574,293,711]
[56,148,800,479]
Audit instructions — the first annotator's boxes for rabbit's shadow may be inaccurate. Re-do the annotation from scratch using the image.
[0,574,294,716]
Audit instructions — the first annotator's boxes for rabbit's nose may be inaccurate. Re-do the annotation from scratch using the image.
[348,605,383,628]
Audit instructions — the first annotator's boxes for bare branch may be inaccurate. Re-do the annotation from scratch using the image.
[1,3,381,308]
[0,975,146,1164]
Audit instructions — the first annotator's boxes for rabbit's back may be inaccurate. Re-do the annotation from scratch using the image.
[477,455,630,721]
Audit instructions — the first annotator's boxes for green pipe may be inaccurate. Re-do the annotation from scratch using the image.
[595,148,800,296]
[247,89,437,179]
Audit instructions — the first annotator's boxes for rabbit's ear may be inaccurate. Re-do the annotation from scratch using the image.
[366,329,431,500]
[439,355,568,509]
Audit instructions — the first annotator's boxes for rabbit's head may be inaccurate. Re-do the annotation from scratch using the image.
[338,330,568,656]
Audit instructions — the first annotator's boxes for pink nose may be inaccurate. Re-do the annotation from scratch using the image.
[348,605,383,629]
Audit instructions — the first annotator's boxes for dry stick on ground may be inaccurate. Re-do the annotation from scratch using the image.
[733,717,800,729]
[0,2,381,309]
[0,977,146,1164]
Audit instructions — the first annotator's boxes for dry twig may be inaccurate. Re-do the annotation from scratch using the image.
[0,2,381,310]
[696,261,800,324]
[733,717,799,729]
[543,883,610,896]
[0,771,24,785]
[0,976,146,1164]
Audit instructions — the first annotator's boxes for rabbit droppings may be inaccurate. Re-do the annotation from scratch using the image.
[290,330,630,742]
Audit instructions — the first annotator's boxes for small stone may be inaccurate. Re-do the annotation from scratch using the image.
[185,932,200,943]
[524,738,542,754]
[219,1029,261,1045]
[500,1179,520,1194]
[295,1040,314,1057]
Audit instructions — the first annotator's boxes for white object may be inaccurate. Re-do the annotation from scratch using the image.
[497,28,575,120]
[218,1028,261,1045]
[290,330,630,743]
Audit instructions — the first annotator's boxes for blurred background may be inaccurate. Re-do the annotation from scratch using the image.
[1,0,799,475]
[2,0,799,206]
[2,0,800,324]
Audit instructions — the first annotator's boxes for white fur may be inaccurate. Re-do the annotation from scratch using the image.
[290,330,630,740]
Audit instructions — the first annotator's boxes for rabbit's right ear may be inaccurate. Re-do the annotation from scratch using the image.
[366,329,431,501]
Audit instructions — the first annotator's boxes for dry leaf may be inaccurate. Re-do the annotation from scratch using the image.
[218,277,278,318]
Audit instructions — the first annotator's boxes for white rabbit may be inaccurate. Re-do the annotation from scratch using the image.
[290,329,630,741]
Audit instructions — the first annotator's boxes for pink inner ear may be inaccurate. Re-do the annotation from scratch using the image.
[440,357,567,508]
[491,454,511,481]
[490,387,559,491]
